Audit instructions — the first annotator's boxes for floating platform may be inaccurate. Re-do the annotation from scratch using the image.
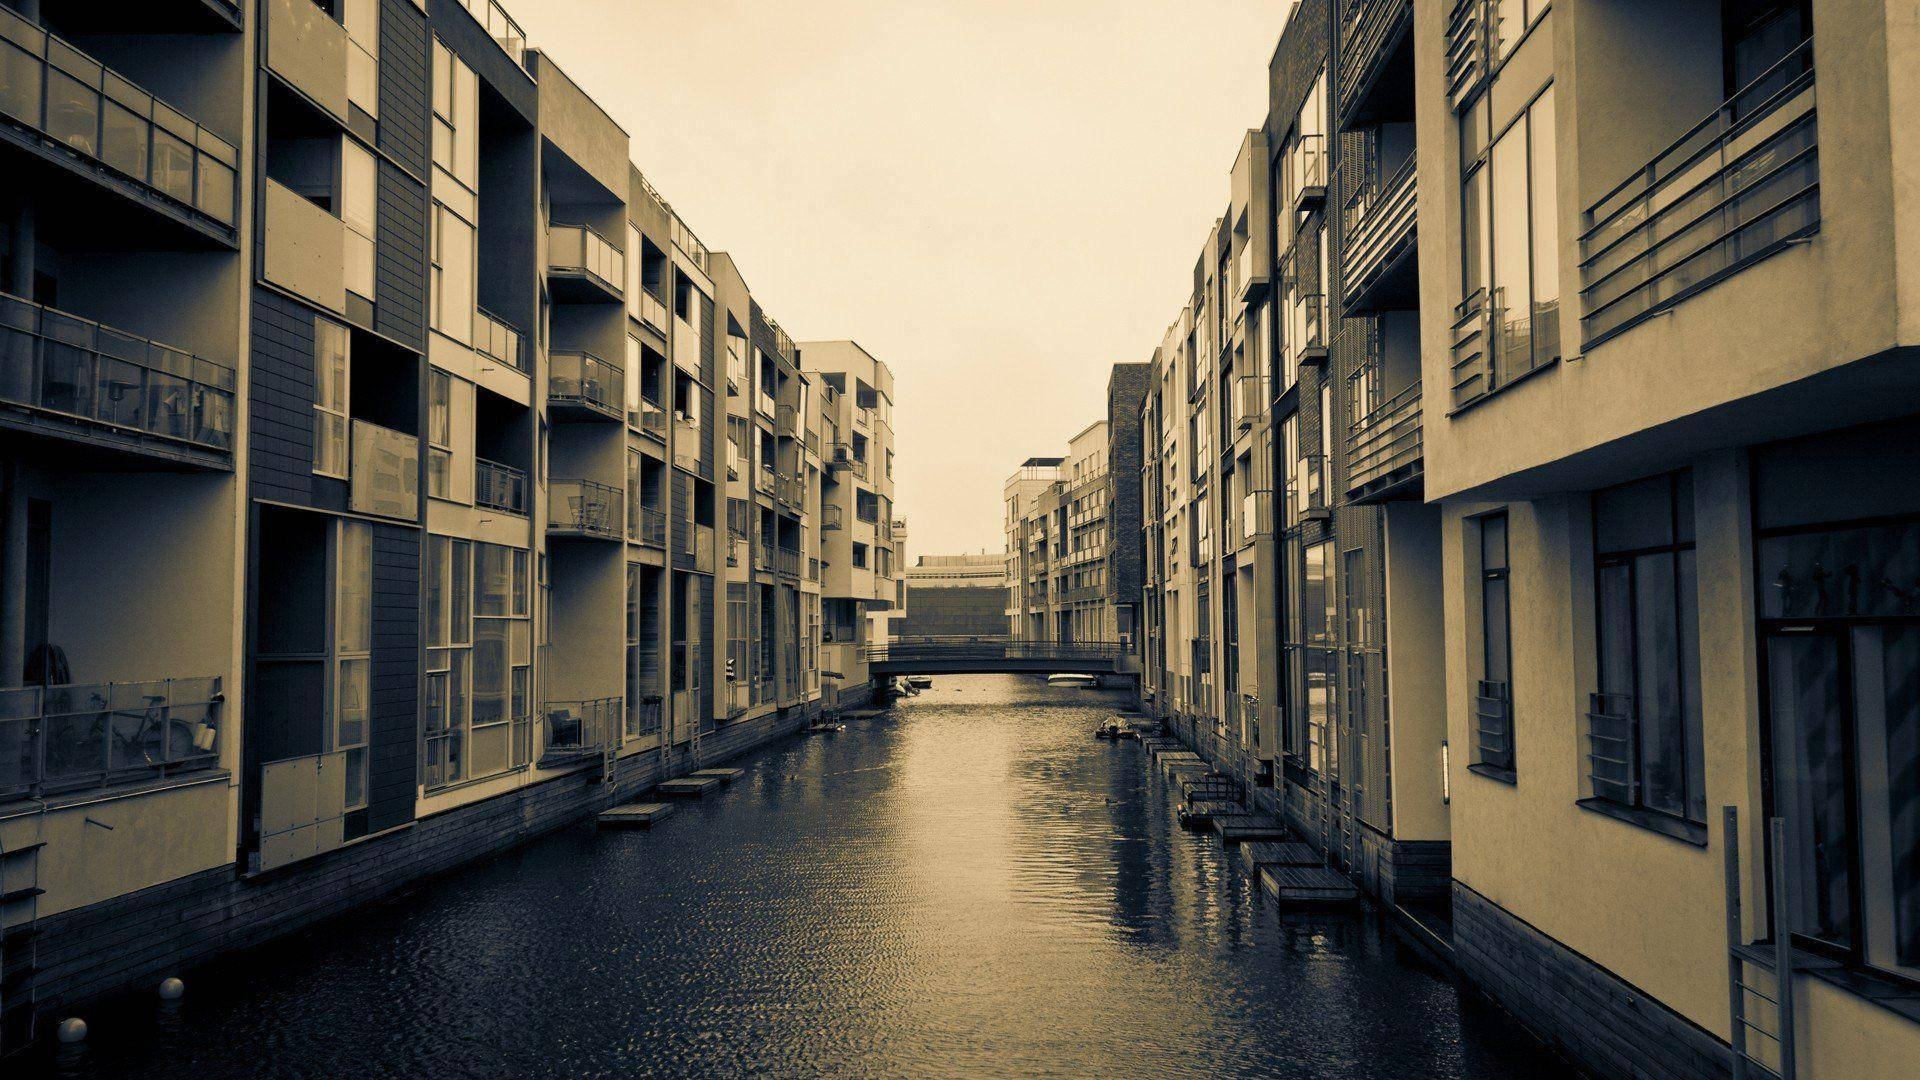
[1211,815,1291,844]
[656,776,721,798]
[690,768,745,785]
[1239,841,1322,872]
[1178,798,1241,829]
[596,802,675,829]
[1259,864,1361,908]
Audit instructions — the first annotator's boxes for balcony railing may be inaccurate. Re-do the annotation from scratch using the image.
[474,456,528,514]
[1285,454,1330,526]
[547,223,624,299]
[776,473,804,509]
[691,522,714,573]
[0,9,239,234]
[1337,0,1414,125]
[637,290,670,334]
[1445,0,1491,112]
[821,504,843,530]
[548,478,623,539]
[1239,488,1272,547]
[776,402,798,435]
[1474,679,1514,777]
[452,0,528,66]
[631,504,666,548]
[1287,289,1328,366]
[1287,132,1328,216]
[1585,692,1636,806]
[776,547,801,578]
[0,291,236,460]
[672,417,700,472]
[627,694,663,740]
[1341,152,1418,309]
[542,695,621,758]
[473,307,525,373]
[1346,379,1423,501]
[751,544,774,573]
[1234,373,1266,433]
[0,676,222,802]
[631,396,667,441]
[755,463,775,495]
[548,350,622,421]
[350,420,419,521]
[1577,39,1818,349]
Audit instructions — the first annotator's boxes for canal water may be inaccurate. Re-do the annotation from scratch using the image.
[41,675,1566,1079]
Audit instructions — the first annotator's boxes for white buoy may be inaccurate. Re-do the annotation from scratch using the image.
[159,977,185,1000]
[57,1017,87,1043]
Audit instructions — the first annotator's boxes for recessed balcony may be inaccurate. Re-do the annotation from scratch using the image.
[630,504,666,549]
[1346,380,1423,503]
[636,290,669,336]
[546,223,625,304]
[349,420,419,522]
[1238,488,1271,551]
[630,396,667,443]
[548,350,623,422]
[548,478,624,540]
[1336,0,1415,128]
[1284,454,1330,527]
[1286,133,1327,218]
[473,308,526,375]
[0,8,240,246]
[474,456,528,515]
[1341,153,1418,313]
[0,291,235,468]
[673,521,713,574]
[0,676,223,803]
[671,417,700,473]
[1577,40,1818,350]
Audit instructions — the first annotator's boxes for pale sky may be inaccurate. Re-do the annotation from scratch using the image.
[513,0,1293,556]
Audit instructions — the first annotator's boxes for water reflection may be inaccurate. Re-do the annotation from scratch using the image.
[41,675,1562,1079]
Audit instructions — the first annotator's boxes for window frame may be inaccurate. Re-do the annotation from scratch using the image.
[313,316,350,479]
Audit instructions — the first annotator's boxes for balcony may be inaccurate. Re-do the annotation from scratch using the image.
[671,417,700,472]
[541,696,621,761]
[1341,152,1418,313]
[630,504,666,549]
[263,177,347,314]
[1336,0,1414,128]
[547,223,624,304]
[450,0,528,66]
[547,478,623,540]
[1577,40,1818,350]
[821,504,843,531]
[266,0,347,121]
[548,350,622,422]
[1285,286,1328,368]
[776,473,804,511]
[349,420,418,521]
[755,463,775,496]
[1238,489,1272,549]
[1346,380,1423,502]
[1234,374,1266,433]
[637,290,670,335]
[474,456,528,515]
[685,522,714,574]
[0,676,222,802]
[1473,680,1514,780]
[473,307,526,374]
[0,291,236,467]
[1444,0,1491,112]
[671,316,701,375]
[827,441,853,471]
[846,456,868,481]
[1285,453,1330,527]
[776,402,798,436]
[0,8,239,243]
[1287,133,1328,217]
[630,396,667,442]
[751,543,774,574]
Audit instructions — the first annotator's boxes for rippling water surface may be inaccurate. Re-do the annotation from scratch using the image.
[44,675,1565,1078]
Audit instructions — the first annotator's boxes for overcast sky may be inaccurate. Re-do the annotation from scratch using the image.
[513,0,1293,556]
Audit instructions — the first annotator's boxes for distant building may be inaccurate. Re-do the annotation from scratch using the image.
[1004,421,1124,645]
[902,554,1010,639]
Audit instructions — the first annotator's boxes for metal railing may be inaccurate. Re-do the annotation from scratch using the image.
[473,307,525,373]
[1586,691,1636,805]
[672,417,700,472]
[1288,132,1328,214]
[0,8,240,231]
[1342,152,1418,305]
[474,457,528,514]
[1578,40,1818,349]
[631,396,667,440]
[776,402,798,434]
[1337,0,1413,119]
[863,636,1126,665]
[542,696,621,756]
[548,351,622,418]
[776,473,804,509]
[1346,379,1422,498]
[452,0,528,65]
[1474,679,1513,775]
[1285,454,1329,526]
[637,290,670,333]
[627,694,663,739]
[1239,488,1272,545]
[0,676,222,801]
[776,546,801,578]
[547,223,625,296]
[548,478,623,539]
[631,504,666,548]
[0,291,237,457]
[821,504,843,530]
[1234,373,1266,432]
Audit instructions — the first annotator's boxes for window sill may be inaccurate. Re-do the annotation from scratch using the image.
[1466,762,1516,785]
[1574,796,1707,846]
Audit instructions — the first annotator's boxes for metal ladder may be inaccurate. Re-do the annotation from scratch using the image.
[1723,806,1797,1080]
[686,692,703,772]
[0,808,47,1057]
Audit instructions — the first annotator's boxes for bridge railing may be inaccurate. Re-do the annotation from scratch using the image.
[864,636,1126,665]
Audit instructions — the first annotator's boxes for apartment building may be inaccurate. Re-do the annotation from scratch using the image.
[0,0,889,1053]
[799,340,903,709]
[1004,421,1123,647]
[901,553,1009,640]
[1134,0,1920,1075]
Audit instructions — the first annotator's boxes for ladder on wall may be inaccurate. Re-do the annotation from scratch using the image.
[1723,806,1798,1080]
[0,809,47,1057]
[687,694,703,772]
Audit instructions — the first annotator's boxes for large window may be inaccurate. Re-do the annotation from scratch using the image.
[313,317,349,478]
[1588,470,1704,829]
[341,139,376,302]
[1460,84,1559,396]
[422,538,529,789]
[427,369,452,500]
[1474,513,1515,778]
[342,0,378,117]
[429,39,478,343]
[334,521,372,812]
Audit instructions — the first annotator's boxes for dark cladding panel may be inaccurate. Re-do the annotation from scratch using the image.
[377,0,431,179]
[368,523,420,833]
[374,159,428,351]
[250,289,348,513]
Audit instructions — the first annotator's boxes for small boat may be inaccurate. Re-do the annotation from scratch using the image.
[1048,673,1099,688]
[906,675,933,690]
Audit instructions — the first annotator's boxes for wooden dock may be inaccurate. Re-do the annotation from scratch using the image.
[1211,815,1291,844]
[656,775,722,798]
[596,802,675,829]
[1178,798,1241,829]
[1238,840,1322,873]
[690,768,745,785]
[1258,864,1360,908]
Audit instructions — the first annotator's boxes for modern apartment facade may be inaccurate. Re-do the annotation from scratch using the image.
[901,553,1009,640]
[0,0,893,1054]
[1133,0,1920,1076]
[1004,421,1124,647]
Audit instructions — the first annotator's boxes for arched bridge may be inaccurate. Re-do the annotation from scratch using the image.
[865,636,1135,677]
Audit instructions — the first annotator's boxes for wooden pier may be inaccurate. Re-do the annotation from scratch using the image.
[1238,840,1322,873]
[596,803,675,829]
[1258,865,1360,907]
[656,775,723,798]
[690,768,745,785]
